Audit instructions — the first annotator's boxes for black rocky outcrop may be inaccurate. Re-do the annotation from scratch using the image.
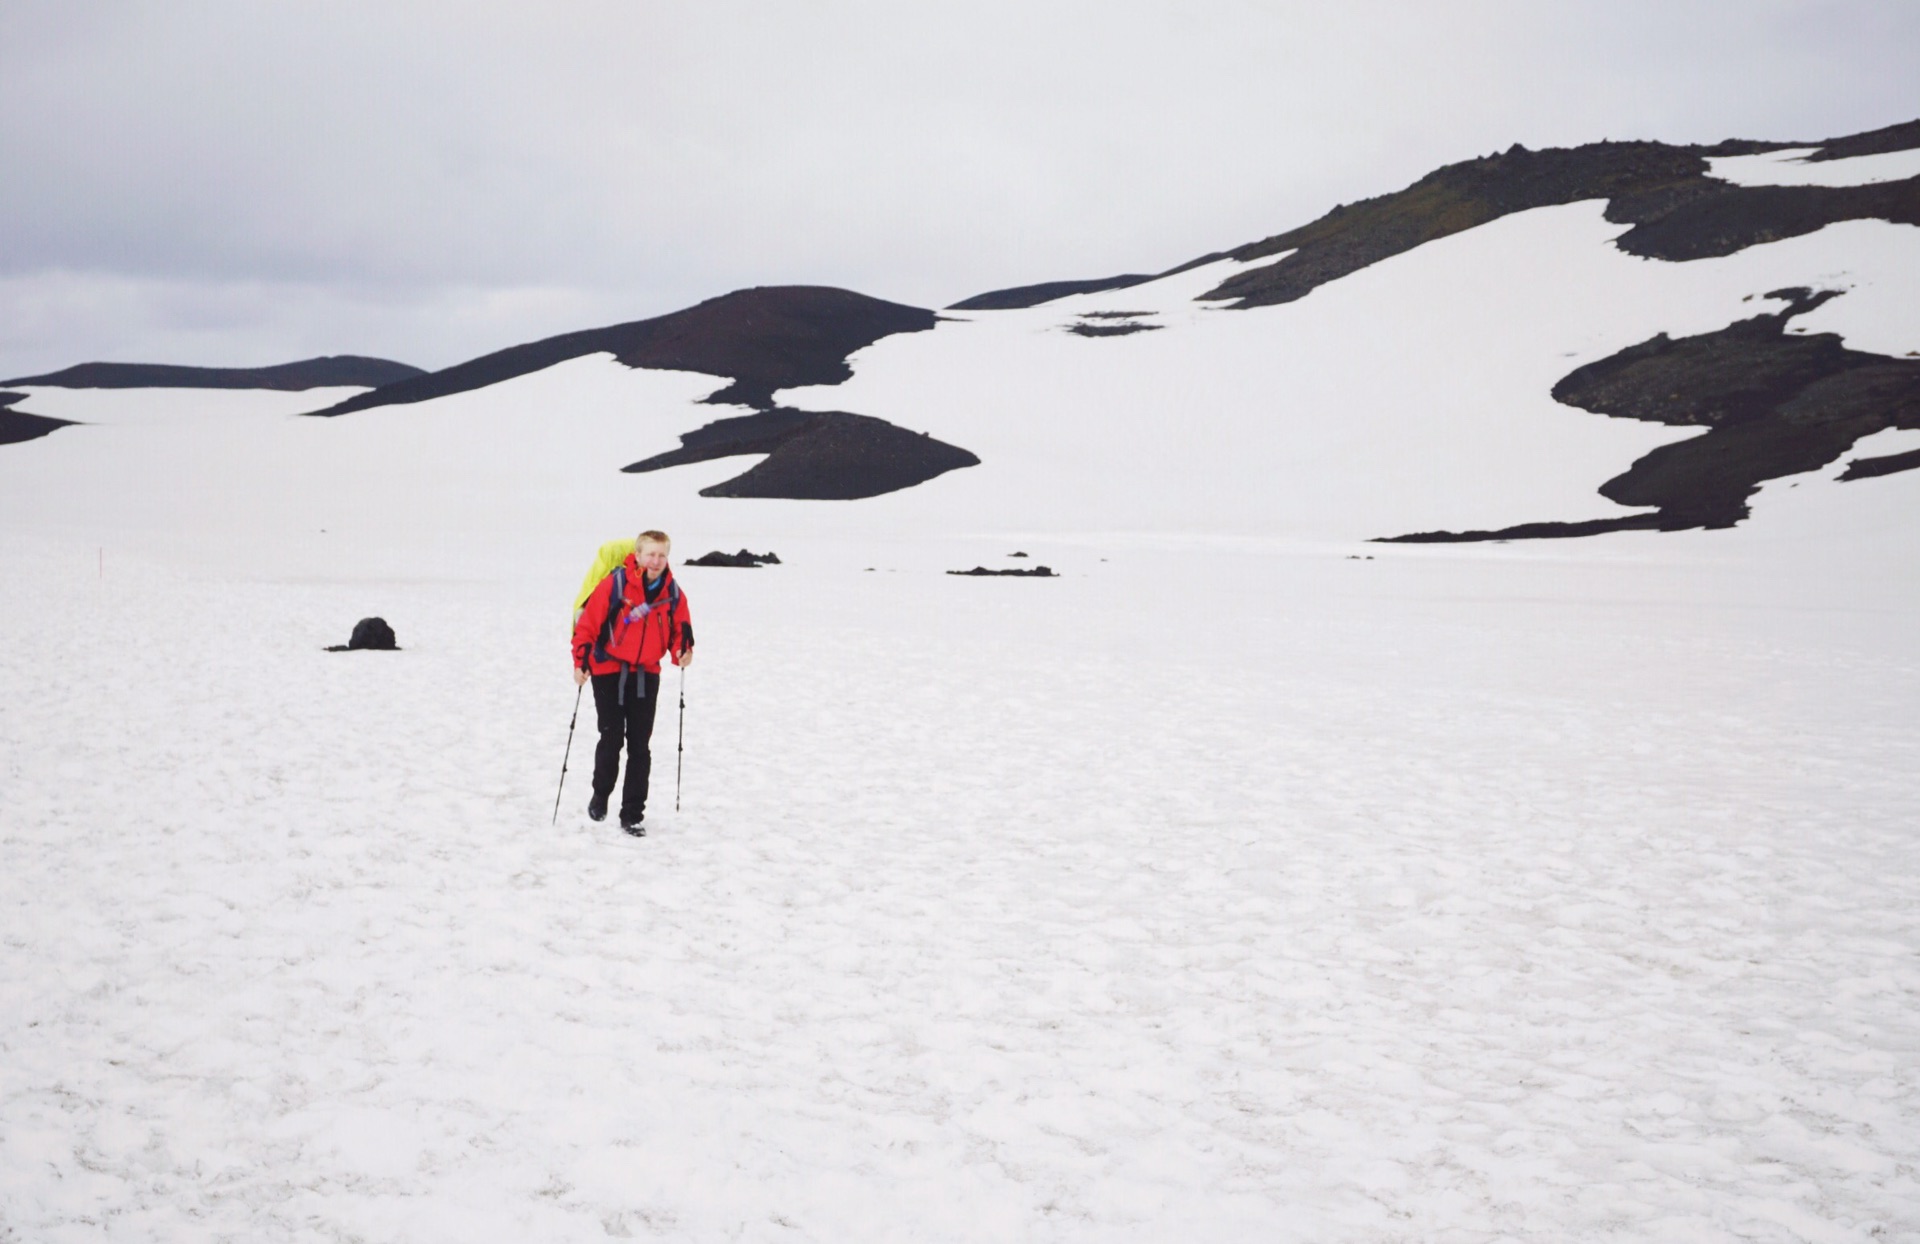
[1381,288,1920,542]
[624,407,978,500]
[5,356,423,391]
[947,565,1058,577]
[0,392,77,446]
[326,617,399,651]
[950,274,1157,311]
[306,286,937,417]
[686,549,781,567]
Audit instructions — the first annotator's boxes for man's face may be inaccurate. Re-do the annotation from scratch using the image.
[637,541,670,577]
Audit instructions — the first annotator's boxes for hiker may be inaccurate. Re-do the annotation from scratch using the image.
[571,530,694,835]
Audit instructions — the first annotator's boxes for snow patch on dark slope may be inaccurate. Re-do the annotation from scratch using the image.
[1203,128,1918,309]
[946,120,1918,314]
[2,356,423,391]
[305,286,936,416]
[1382,288,1920,542]
[623,407,979,500]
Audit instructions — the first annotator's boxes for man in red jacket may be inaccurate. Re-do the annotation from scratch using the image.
[571,530,694,835]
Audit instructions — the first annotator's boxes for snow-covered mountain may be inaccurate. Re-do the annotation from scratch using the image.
[8,121,1914,551]
[4,123,1919,1242]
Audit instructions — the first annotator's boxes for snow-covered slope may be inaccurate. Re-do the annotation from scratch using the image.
[3,131,1919,1243]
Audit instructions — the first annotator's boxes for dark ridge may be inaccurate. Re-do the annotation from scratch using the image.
[1806,118,1920,162]
[0,391,25,407]
[938,122,1913,319]
[1377,289,1920,542]
[1078,311,1151,319]
[1383,514,1668,543]
[948,274,1153,311]
[947,565,1058,577]
[1068,322,1161,337]
[306,286,936,417]
[1195,121,1918,308]
[685,549,781,567]
[0,405,78,446]
[1612,177,1920,261]
[623,406,978,500]
[3,355,423,391]
[1840,447,1920,481]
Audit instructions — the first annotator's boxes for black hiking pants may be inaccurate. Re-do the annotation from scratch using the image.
[590,669,661,820]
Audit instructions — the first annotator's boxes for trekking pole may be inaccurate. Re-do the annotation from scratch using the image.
[675,664,687,812]
[551,682,584,826]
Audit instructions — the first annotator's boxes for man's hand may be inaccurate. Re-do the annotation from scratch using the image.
[677,647,694,668]
[573,666,588,687]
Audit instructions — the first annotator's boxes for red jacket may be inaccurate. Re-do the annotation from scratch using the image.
[572,556,691,676]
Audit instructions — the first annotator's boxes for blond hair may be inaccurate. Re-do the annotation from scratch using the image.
[636,529,671,549]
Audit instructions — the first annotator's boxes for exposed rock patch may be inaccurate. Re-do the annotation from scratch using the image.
[1068,321,1161,337]
[624,407,978,500]
[949,274,1155,311]
[1805,118,1920,162]
[4,356,423,391]
[686,549,782,568]
[0,407,77,446]
[1380,289,1920,542]
[325,617,399,651]
[947,565,1058,577]
[0,392,78,446]
[1840,447,1920,480]
[307,286,936,417]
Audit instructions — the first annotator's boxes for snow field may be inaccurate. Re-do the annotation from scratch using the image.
[1707,146,1920,189]
[3,533,1918,1241]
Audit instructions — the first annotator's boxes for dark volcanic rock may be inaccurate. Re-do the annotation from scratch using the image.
[1805,118,1920,162]
[942,121,1913,316]
[946,565,1058,577]
[1068,321,1160,337]
[1200,130,1919,307]
[1611,178,1920,261]
[307,287,937,417]
[950,274,1156,311]
[4,356,424,391]
[624,407,978,500]
[326,617,399,651]
[0,391,24,407]
[1841,447,1920,481]
[1380,289,1920,542]
[686,549,781,568]
[0,405,77,446]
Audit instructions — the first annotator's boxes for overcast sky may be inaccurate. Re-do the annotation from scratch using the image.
[3,0,1915,376]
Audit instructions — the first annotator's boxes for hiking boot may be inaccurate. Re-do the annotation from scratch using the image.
[587,794,608,822]
[620,812,645,837]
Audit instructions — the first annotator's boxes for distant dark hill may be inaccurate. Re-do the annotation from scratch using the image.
[3,355,422,391]
[624,406,978,500]
[305,286,936,417]
[948,119,1920,311]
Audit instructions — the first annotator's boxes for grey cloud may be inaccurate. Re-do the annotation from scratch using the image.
[2,0,1915,372]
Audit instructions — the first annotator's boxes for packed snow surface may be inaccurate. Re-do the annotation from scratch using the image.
[1708,145,1920,188]
[3,203,1920,1241]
